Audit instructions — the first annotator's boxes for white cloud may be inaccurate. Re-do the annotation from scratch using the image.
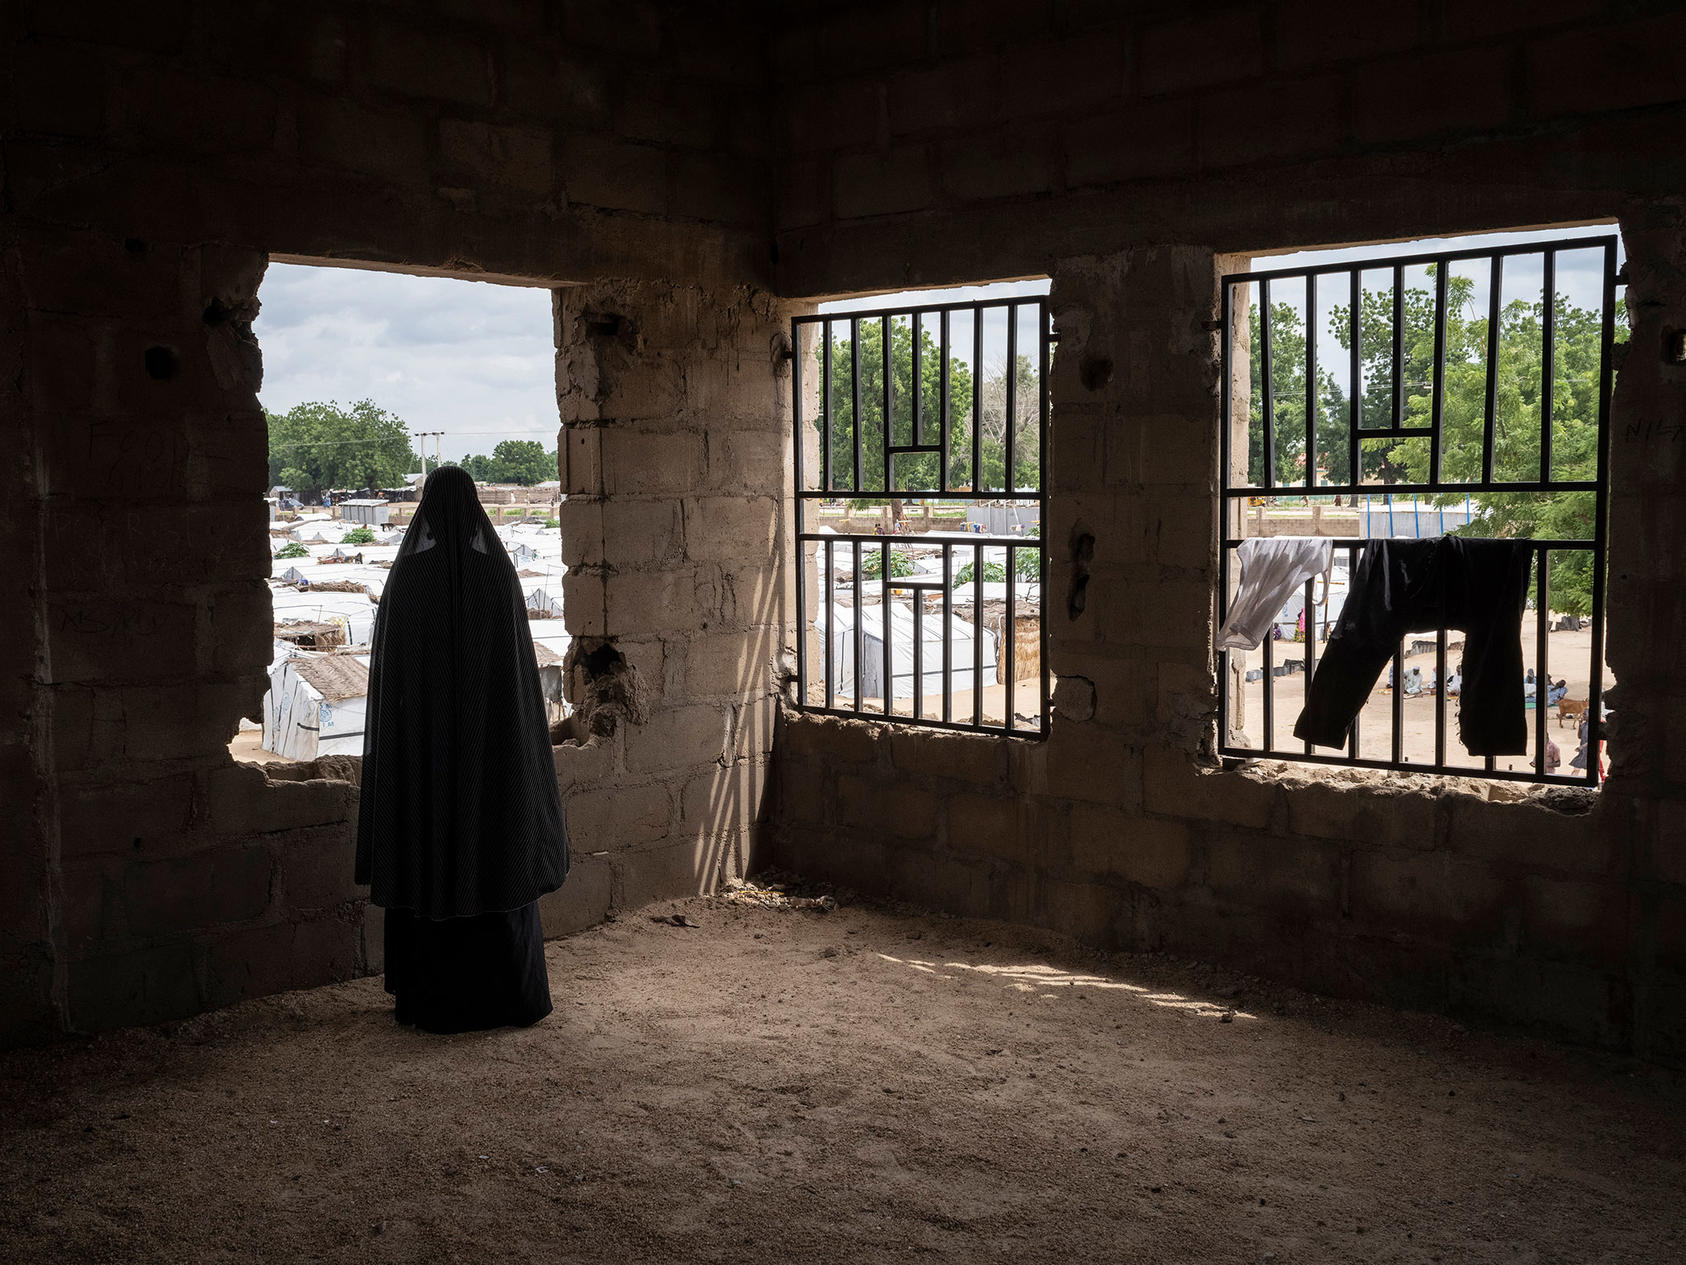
[254,263,559,459]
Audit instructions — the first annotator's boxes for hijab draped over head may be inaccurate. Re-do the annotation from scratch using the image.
[355,465,568,918]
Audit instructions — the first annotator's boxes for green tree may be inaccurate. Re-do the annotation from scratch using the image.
[454,441,558,485]
[267,399,419,493]
[1248,267,1614,615]
[977,353,1042,492]
[818,317,978,503]
[1245,297,1355,487]
[1376,282,1607,614]
[489,439,557,484]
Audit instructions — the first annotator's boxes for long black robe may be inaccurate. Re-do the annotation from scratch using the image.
[355,466,568,1031]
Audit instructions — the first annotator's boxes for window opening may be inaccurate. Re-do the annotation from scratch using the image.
[1218,232,1619,785]
[241,263,566,764]
[791,289,1051,736]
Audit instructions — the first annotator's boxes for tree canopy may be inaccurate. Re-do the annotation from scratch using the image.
[815,316,1041,499]
[1245,269,1613,613]
[457,440,558,485]
[267,399,419,493]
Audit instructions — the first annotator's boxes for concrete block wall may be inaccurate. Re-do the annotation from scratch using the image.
[0,2,783,1044]
[3,231,380,1040]
[773,233,1686,1062]
[3,0,1684,1059]
[772,0,1686,291]
[546,279,795,932]
[760,0,1686,1061]
[6,1,771,285]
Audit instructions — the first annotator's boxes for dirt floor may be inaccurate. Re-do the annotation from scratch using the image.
[2,890,1681,1264]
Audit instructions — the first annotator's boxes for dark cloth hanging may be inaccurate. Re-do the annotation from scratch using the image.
[1293,536,1535,756]
[355,465,568,1031]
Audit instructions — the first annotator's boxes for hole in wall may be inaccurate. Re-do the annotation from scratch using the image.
[235,262,565,766]
[143,345,179,380]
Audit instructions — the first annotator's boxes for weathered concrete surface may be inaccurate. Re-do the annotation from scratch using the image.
[3,1,1685,1056]
[773,234,1686,1064]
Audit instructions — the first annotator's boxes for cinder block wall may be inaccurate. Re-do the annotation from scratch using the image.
[767,2,1686,1060]
[4,0,1684,1057]
[0,1,780,1044]
[544,280,793,930]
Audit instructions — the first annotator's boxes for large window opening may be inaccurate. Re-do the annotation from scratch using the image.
[792,281,1052,736]
[236,263,566,764]
[1219,228,1623,785]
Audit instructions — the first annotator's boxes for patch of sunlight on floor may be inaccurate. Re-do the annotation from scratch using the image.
[874,953,1259,1020]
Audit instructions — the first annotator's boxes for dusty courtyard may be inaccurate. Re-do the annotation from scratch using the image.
[1,890,1680,1265]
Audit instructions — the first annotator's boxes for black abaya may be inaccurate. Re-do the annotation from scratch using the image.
[355,466,569,1032]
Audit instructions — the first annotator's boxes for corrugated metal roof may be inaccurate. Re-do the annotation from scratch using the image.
[533,643,563,668]
[292,654,370,701]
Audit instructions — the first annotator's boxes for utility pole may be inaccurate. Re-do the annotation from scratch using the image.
[415,431,445,480]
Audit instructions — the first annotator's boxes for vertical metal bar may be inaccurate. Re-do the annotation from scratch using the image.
[973,311,983,492]
[912,585,924,721]
[1039,300,1051,735]
[853,541,863,713]
[1005,544,1016,732]
[1586,239,1615,784]
[1391,644,1404,765]
[1305,274,1317,489]
[1349,269,1361,485]
[1262,622,1274,753]
[851,317,863,493]
[1430,261,1448,484]
[1347,545,1360,758]
[1434,623,1446,770]
[1483,255,1503,485]
[1302,575,1316,755]
[882,542,893,717]
[1535,547,1549,776]
[792,320,807,708]
[1260,276,1276,488]
[1391,263,1404,430]
[1219,285,1233,750]
[820,319,831,493]
[973,542,983,726]
[942,544,952,724]
[911,311,922,447]
[940,309,951,492]
[1542,249,1556,483]
[1005,304,1018,496]
[823,540,835,710]
[882,314,892,496]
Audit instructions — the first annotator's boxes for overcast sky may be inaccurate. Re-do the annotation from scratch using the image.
[256,226,1620,457]
[255,263,559,459]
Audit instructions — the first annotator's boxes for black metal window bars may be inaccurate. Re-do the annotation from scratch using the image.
[1218,235,1617,785]
[791,298,1051,737]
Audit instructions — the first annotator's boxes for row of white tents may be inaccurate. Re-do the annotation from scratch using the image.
[253,521,569,759]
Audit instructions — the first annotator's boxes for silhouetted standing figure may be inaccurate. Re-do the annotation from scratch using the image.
[356,466,569,1032]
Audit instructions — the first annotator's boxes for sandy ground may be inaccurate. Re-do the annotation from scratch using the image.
[229,729,286,764]
[2,890,1681,1264]
[1233,625,1611,773]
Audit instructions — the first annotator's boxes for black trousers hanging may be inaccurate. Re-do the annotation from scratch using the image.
[383,902,553,1034]
[1293,537,1534,756]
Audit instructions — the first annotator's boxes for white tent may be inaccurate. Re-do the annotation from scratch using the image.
[815,600,994,703]
[262,653,370,760]
[270,588,377,645]
[525,586,564,618]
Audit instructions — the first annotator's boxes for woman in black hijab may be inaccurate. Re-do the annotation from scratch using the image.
[355,465,569,1032]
